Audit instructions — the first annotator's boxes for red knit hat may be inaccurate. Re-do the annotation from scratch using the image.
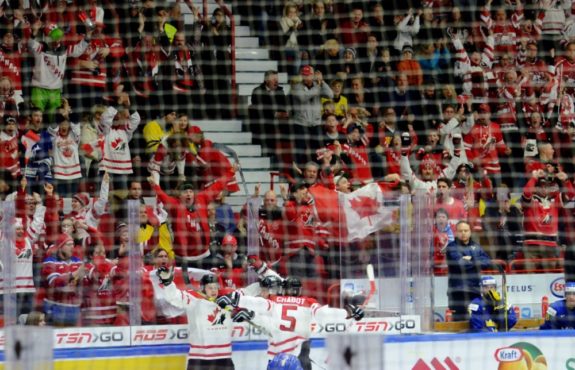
[222,234,237,247]
[56,233,74,249]
[189,126,203,134]
[73,192,90,207]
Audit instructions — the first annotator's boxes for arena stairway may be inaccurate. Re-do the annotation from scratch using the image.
[173,0,292,115]
[195,119,277,213]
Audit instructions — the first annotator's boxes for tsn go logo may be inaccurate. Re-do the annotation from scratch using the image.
[311,319,417,333]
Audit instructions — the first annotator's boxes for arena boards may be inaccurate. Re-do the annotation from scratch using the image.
[0,316,420,370]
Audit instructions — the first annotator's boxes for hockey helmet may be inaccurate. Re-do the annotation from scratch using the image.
[480,276,497,288]
[283,277,302,297]
[267,353,303,370]
[260,276,283,296]
[565,281,575,295]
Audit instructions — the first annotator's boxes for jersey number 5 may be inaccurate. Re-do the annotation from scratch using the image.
[279,305,297,332]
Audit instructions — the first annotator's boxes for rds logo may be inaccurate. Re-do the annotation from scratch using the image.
[495,342,547,370]
[551,277,565,298]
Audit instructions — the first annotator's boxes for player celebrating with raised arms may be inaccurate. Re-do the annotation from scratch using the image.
[217,276,364,370]
[154,269,254,370]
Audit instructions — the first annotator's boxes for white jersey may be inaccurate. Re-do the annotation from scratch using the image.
[0,204,45,294]
[49,123,82,180]
[157,283,233,360]
[99,107,141,174]
[239,295,349,359]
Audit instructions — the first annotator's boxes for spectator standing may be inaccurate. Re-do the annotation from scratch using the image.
[521,169,574,269]
[0,115,20,188]
[446,220,492,321]
[201,0,232,118]
[21,108,53,194]
[279,2,304,77]
[98,94,141,190]
[249,70,289,160]
[79,105,105,194]
[436,177,468,225]
[41,233,85,326]
[289,65,333,166]
[48,113,82,197]
[28,23,91,121]
[143,109,178,157]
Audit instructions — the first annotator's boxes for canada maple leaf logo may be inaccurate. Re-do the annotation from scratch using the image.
[349,195,379,226]
[207,307,219,323]
[111,137,126,151]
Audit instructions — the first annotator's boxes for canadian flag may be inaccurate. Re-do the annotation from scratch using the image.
[341,183,398,241]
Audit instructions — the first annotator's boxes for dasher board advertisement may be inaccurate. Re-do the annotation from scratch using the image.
[384,331,575,370]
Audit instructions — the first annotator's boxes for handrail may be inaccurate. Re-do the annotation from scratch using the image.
[481,259,509,274]
[509,258,564,274]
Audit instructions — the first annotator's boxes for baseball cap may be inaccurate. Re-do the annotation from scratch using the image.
[300,65,314,76]
[565,282,575,294]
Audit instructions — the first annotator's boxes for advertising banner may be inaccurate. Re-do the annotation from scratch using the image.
[384,332,575,370]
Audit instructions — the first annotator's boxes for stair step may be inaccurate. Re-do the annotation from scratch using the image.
[238,157,271,169]
[235,37,259,48]
[193,120,242,132]
[235,25,251,37]
[236,60,278,72]
[234,170,272,183]
[228,144,261,156]
[204,131,252,144]
[235,48,269,60]
[236,72,288,84]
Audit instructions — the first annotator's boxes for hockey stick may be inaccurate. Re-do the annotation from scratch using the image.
[361,264,376,309]
[501,265,508,332]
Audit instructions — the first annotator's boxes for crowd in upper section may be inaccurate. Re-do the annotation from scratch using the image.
[2,0,575,327]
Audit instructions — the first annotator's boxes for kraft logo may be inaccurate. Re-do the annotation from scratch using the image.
[412,357,459,370]
[495,348,523,362]
[551,277,565,298]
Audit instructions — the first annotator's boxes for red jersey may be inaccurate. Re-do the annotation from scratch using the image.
[464,122,508,174]
[522,176,575,246]
[0,131,20,178]
[82,256,116,325]
[153,179,225,261]
[195,139,239,194]
[41,255,83,307]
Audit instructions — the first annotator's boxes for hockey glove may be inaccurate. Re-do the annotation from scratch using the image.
[345,304,365,321]
[156,266,174,286]
[247,255,268,275]
[232,308,255,323]
[216,291,240,309]
[483,289,502,308]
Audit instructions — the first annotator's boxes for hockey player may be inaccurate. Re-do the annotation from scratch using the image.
[154,271,253,370]
[468,276,517,332]
[540,281,575,330]
[217,276,364,370]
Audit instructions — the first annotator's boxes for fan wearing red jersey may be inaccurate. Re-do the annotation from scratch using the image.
[217,276,364,370]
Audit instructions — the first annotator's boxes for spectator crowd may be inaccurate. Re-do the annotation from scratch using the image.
[1,0,575,328]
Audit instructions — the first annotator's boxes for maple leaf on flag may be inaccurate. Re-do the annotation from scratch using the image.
[349,195,379,226]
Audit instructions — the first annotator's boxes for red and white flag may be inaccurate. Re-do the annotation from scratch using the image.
[341,183,398,241]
